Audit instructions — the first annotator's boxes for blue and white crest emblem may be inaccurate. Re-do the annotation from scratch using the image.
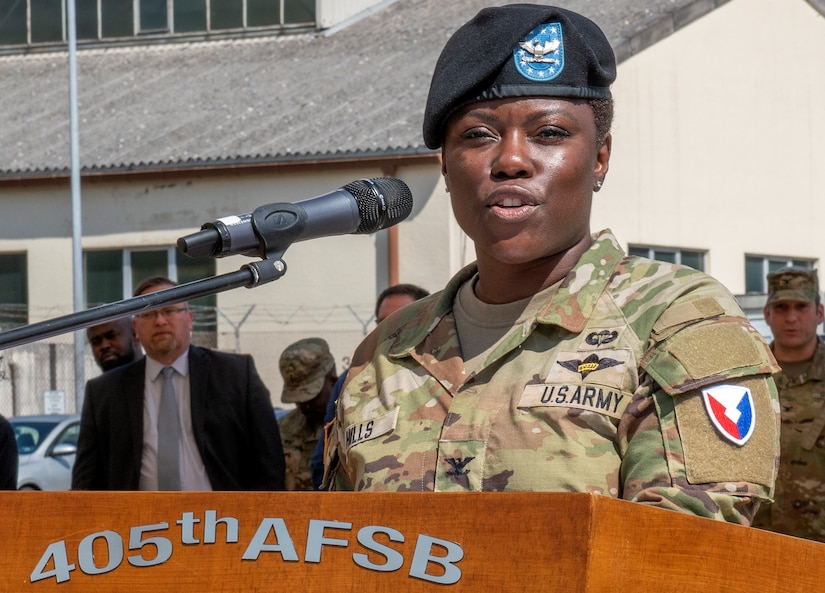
[513,22,564,82]
[701,384,756,446]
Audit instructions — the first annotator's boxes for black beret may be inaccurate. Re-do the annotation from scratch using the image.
[423,4,616,149]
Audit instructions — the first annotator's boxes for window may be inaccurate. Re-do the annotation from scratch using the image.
[54,421,81,449]
[84,247,217,345]
[627,245,705,272]
[745,255,816,294]
[0,253,28,330]
[32,0,64,43]
[0,0,315,48]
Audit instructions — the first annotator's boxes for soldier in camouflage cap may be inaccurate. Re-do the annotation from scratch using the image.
[765,267,820,305]
[277,338,337,491]
[325,4,779,525]
[754,268,825,541]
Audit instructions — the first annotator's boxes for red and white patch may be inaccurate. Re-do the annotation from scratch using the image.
[701,384,755,446]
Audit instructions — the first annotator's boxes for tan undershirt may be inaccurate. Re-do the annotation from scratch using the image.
[453,275,561,376]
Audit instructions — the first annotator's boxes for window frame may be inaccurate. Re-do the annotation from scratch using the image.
[627,244,706,272]
[0,0,316,50]
[744,255,817,295]
[0,252,29,331]
[84,246,217,343]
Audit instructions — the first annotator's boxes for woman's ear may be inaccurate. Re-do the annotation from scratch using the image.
[440,149,449,193]
[593,132,612,192]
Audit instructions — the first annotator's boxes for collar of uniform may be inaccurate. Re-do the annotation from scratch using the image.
[385,263,477,359]
[383,229,624,358]
[772,340,825,387]
[533,229,623,333]
[809,339,825,381]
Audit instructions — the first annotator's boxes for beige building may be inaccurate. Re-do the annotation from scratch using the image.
[0,0,823,414]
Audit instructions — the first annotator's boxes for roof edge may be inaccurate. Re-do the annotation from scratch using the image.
[613,0,732,62]
[0,148,439,185]
[807,0,825,16]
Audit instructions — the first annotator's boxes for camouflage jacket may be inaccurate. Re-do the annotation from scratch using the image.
[328,230,780,524]
[278,409,320,491]
[753,340,825,540]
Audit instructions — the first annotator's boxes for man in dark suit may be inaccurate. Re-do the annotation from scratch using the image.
[0,414,18,490]
[72,276,284,491]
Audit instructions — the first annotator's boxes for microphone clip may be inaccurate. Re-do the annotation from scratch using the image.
[239,203,309,287]
[250,202,310,261]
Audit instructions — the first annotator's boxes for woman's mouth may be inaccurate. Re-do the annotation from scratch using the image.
[489,196,536,220]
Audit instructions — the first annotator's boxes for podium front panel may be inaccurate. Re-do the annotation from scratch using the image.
[1,491,821,592]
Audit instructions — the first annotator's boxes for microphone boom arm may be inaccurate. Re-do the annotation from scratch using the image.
[0,258,287,351]
[1,177,413,350]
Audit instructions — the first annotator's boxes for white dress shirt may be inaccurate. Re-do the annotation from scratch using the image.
[140,350,212,491]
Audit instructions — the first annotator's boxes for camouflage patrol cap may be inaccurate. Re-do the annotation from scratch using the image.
[279,338,335,404]
[766,267,820,304]
[422,4,616,149]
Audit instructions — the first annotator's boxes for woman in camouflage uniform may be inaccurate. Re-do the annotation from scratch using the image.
[326,4,779,525]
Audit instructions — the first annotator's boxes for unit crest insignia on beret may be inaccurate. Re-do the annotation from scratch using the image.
[514,22,564,82]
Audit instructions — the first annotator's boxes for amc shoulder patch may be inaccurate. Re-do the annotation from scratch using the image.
[701,384,755,446]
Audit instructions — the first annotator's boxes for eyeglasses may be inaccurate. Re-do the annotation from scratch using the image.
[135,306,188,320]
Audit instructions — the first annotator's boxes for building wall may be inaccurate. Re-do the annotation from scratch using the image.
[593,0,825,297]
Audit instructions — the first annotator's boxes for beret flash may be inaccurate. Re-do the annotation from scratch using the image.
[423,4,617,149]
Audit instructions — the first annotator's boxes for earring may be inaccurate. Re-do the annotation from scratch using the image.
[594,180,603,191]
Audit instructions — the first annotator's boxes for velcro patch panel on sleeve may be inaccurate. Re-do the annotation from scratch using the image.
[642,320,770,396]
[676,378,777,487]
[651,297,725,341]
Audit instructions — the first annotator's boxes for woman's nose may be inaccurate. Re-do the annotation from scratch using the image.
[491,132,533,178]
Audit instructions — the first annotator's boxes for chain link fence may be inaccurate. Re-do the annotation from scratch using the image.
[0,342,90,417]
[0,302,374,419]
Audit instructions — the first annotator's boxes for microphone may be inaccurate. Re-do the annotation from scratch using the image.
[177,178,413,259]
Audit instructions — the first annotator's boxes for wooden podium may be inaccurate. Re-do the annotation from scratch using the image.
[2,491,822,591]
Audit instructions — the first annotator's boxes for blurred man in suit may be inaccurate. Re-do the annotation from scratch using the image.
[73,276,285,491]
[0,414,17,490]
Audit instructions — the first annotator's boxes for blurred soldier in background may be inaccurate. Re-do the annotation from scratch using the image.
[754,268,825,541]
[278,337,337,491]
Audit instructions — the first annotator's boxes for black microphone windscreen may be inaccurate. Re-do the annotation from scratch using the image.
[345,178,413,234]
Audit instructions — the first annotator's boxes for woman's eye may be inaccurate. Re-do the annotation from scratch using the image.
[537,126,569,139]
[460,127,495,140]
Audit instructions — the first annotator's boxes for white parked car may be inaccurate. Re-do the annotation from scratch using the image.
[10,414,80,491]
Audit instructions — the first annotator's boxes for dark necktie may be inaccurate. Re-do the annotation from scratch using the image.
[157,366,181,490]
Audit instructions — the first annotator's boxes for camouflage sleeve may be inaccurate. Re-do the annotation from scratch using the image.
[326,370,361,491]
[326,324,392,492]
[323,415,351,491]
[619,313,780,525]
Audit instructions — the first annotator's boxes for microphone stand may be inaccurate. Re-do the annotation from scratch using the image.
[0,258,287,351]
[0,198,322,351]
